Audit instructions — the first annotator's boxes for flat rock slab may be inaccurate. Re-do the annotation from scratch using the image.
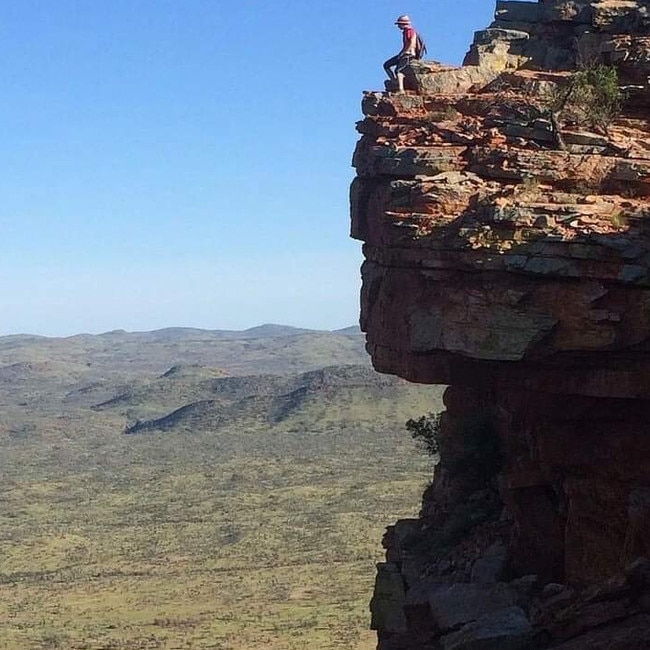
[474,28,530,44]
[440,606,533,650]
[429,583,517,631]
[549,613,650,649]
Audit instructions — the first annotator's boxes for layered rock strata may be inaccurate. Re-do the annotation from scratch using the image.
[351,1,650,648]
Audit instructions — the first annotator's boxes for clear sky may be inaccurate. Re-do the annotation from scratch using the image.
[0,0,496,336]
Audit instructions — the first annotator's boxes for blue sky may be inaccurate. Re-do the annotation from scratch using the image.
[0,0,495,336]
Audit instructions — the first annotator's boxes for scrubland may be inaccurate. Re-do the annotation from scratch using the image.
[0,328,443,649]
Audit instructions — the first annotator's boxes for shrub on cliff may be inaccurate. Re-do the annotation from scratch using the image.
[544,64,621,139]
[406,412,441,456]
[406,410,502,486]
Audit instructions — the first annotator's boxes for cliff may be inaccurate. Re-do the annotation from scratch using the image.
[351,1,650,648]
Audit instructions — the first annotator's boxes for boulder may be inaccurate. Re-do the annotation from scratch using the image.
[470,542,509,584]
[440,606,534,650]
[371,563,408,633]
[429,583,517,631]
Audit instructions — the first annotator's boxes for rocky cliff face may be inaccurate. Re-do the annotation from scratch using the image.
[351,1,650,648]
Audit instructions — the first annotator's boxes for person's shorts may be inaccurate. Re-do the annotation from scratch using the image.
[396,54,414,73]
[384,54,415,74]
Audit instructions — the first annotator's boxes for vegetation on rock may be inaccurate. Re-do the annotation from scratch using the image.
[544,64,622,142]
[405,412,441,456]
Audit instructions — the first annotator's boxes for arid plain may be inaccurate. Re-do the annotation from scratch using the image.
[0,326,444,649]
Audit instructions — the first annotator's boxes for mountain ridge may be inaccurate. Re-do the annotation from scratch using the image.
[121,364,438,435]
[2,323,361,342]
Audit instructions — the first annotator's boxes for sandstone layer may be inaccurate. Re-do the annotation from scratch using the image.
[351,1,650,648]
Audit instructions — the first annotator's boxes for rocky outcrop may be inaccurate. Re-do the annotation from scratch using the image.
[351,1,650,648]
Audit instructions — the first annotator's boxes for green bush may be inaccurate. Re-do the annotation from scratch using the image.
[546,64,621,132]
[407,410,502,485]
[405,412,441,456]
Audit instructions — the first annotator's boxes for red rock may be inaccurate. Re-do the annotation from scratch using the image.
[356,1,650,649]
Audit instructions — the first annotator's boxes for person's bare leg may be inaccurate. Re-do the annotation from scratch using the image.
[396,72,405,93]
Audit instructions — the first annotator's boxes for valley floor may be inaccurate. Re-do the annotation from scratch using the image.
[0,407,434,650]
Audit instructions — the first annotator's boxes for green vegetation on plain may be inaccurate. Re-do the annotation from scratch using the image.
[0,328,444,649]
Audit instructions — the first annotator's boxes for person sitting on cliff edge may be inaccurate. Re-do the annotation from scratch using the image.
[383,15,418,94]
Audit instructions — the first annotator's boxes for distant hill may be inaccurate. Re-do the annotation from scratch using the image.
[0,324,444,442]
[122,365,444,435]
[93,323,321,342]
[333,325,362,335]
[0,325,368,390]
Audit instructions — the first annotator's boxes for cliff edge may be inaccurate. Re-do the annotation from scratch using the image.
[351,1,650,648]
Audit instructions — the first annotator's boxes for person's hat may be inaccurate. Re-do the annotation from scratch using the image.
[395,15,411,25]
